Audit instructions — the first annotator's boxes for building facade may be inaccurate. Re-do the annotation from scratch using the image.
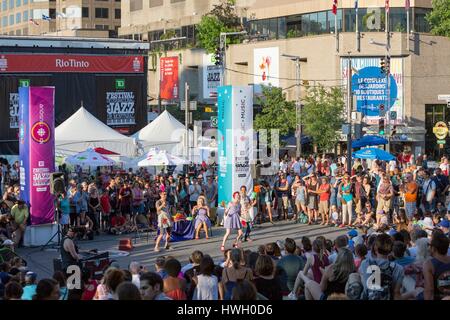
[119,0,450,158]
[0,0,121,37]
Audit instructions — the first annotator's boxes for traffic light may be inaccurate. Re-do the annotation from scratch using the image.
[385,56,391,75]
[380,58,386,74]
[214,47,223,66]
[378,117,385,135]
[379,104,386,117]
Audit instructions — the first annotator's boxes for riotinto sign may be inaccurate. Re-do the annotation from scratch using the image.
[106,91,136,126]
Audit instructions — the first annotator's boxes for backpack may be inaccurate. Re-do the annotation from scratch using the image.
[365,260,396,300]
[298,212,309,224]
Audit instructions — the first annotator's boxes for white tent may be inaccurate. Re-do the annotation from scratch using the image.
[132,110,191,156]
[55,107,135,157]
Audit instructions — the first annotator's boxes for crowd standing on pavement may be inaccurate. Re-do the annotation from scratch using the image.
[0,151,449,300]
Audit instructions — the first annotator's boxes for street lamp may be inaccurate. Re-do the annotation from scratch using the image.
[281,54,307,158]
[219,31,247,86]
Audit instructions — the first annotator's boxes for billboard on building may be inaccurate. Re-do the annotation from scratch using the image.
[202,54,221,99]
[341,57,404,125]
[217,86,253,204]
[160,57,179,100]
[253,47,279,87]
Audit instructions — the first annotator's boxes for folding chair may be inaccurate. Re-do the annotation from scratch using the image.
[133,215,155,244]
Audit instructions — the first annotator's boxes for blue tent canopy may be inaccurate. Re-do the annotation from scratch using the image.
[352,135,388,149]
[353,147,395,161]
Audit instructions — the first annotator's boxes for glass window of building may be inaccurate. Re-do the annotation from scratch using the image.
[2,0,6,11]
[95,8,109,18]
[301,13,310,35]
[2,16,7,27]
[16,0,20,7]
[115,8,120,19]
[414,8,431,33]
[307,13,319,34]
[9,0,13,9]
[329,9,343,33]
[23,10,28,21]
[82,7,89,18]
[286,15,301,38]
[389,8,407,32]
[317,11,328,34]
[278,17,286,39]
[23,0,27,4]
[16,12,20,23]
[9,14,13,25]
[49,8,55,19]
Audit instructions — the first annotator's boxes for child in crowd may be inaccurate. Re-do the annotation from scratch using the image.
[354,243,367,271]
[329,205,340,227]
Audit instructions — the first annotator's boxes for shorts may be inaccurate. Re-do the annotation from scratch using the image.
[308,196,318,210]
[405,202,416,219]
[377,198,392,213]
[160,227,172,235]
[295,199,306,207]
[318,201,329,215]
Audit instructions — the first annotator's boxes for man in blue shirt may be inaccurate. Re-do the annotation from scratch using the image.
[277,238,305,295]
[21,271,38,300]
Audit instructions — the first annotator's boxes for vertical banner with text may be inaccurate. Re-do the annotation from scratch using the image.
[160,57,179,100]
[218,86,253,204]
[19,87,55,225]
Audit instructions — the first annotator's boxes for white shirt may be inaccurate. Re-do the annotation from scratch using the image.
[193,275,218,300]
[132,274,140,288]
[389,160,396,172]
[280,162,288,172]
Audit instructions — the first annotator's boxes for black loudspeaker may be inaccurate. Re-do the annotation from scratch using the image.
[50,172,65,195]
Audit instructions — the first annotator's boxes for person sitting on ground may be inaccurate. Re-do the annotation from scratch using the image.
[253,254,283,300]
[155,256,167,280]
[140,272,172,300]
[231,279,258,300]
[77,211,94,240]
[21,272,38,300]
[220,248,253,300]
[4,281,23,300]
[32,279,60,301]
[392,241,415,267]
[328,235,349,264]
[303,248,356,300]
[192,256,219,300]
[10,200,28,248]
[184,250,203,299]
[129,261,141,288]
[110,212,127,235]
[53,271,69,300]
[276,238,305,296]
[423,231,450,300]
[354,244,368,271]
[104,269,126,300]
[116,282,142,300]
[163,258,187,300]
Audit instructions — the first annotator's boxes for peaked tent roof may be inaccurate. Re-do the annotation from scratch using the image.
[132,110,185,143]
[55,107,135,157]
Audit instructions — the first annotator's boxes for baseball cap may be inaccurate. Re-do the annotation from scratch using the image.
[347,229,358,238]
[438,219,450,229]
[25,271,37,281]
[2,239,14,246]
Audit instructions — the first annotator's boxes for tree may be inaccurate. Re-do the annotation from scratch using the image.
[196,0,241,53]
[426,0,450,37]
[254,86,296,146]
[301,85,345,152]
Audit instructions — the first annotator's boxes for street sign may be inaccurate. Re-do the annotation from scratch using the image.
[437,140,446,145]
[433,121,449,140]
[390,111,397,120]
[180,101,197,110]
[342,124,351,135]
[205,106,213,113]
[438,95,450,101]
[19,79,30,87]
[210,116,218,128]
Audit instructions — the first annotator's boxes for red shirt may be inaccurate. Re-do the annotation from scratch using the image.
[81,280,98,300]
[111,215,125,227]
[319,183,331,201]
[100,195,111,214]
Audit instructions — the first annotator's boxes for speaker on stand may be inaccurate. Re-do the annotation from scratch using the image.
[40,173,66,251]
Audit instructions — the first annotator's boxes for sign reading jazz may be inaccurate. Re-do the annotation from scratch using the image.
[9,93,19,128]
[160,57,179,100]
[341,57,404,125]
[19,87,55,225]
[217,86,253,204]
[0,54,144,73]
[106,91,136,126]
[202,54,221,99]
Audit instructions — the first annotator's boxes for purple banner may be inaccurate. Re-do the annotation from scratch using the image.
[19,87,55,225]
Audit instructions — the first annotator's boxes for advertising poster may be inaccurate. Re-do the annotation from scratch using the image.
[160,57,179,100]
[106,91,136,126]
[341,57,404,125]
[19,87,30,205]
[202,54,222,99]
[218,86,253,204]
[9,92,19,128]
[19,87,55,225]
[253,47,280,87]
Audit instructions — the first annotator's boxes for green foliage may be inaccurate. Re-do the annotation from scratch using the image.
[286,29,300,38]
[196,0,241,53]
[254,86,296,146]
[426,0,450,37]
[301,85,345,152]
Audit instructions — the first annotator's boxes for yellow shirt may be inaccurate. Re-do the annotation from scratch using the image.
[11,204,29,225]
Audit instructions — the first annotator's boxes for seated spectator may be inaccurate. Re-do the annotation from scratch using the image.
[77,212,94,240]
[81,268,98,300]
[276,238,305,295]
[110,213,127,235]
[21,272,37,300]
[0,200,10,215]
[265,243,280,261]
[392,241,415,267]
[10,200,29,247]
[231,279,258,300]
[0,262,11,298]
[32,279,60,300]
[184,251,203,299]
[140,272,172,300]
[163,258,187,300]
[354,244,368,271]
[155,256,167,280]
[104,269,125,300]
[116,282,142,300]
[4,281,23,300]
[303,248,356,300]
[220,248,253,300]
[423,231,450,300]
[253,254,282,300]
[329,235,349,264]
[53,271,69,300]
[192,256,219,300]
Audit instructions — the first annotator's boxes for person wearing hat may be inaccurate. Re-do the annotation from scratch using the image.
[21,271,38,300]
[10,200,28,248]
[437,219,450,236]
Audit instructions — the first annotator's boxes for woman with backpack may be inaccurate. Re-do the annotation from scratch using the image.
[219,248,253,300]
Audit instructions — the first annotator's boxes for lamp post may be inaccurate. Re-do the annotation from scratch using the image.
[219,31,247,86]
[281,54,307,158]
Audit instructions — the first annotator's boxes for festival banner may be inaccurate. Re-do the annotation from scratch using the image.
[160,57,179,100]
[218,86,253,204]
[19,87,55,225]
[253,47,280,87]
[341,57,404,125]
[0,54,144,73]
[9,93,19,128]
[106,91,136,126]
[19,87,30,205]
